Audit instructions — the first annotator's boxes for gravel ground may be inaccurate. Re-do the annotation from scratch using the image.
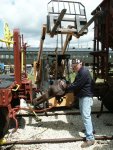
[1,98,113,150]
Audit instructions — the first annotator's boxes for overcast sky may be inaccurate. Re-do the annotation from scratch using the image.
[0,0,103,48]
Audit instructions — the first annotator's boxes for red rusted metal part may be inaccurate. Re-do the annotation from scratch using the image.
[6,105,54,132]
[90,0,113,112]
[91,0,112,81]
[13,29,21,85]
[8,107,19,131]
[0,75,18,138]
[0,29,34,138]
[0,83,16,107]
[19,78,33,103]
[13,30,33,103]
[0,89,12,106]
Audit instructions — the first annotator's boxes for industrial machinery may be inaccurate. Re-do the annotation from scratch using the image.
[1,0,113,143]
[49,0,113,113]
[0,27,33,141]
[35,0,113,112]
[34,0,89,108]
[90,0,113,112]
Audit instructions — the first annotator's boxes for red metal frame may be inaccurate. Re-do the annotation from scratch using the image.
[0,83,15,107]
[13,29,21,85]
[0,29,34,139]
[13,29,33,103]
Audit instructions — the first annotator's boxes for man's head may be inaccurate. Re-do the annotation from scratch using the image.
[72,59,83,72]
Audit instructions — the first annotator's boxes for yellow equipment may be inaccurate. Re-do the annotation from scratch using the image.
[0,22,14,49]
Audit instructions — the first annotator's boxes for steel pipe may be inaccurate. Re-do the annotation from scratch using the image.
[1,136,113,146]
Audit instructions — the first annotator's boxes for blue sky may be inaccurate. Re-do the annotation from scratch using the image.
[0,0,103,48]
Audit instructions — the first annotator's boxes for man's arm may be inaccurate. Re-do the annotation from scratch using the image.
[67,70,88,92]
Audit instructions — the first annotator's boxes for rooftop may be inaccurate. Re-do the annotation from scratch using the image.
[0,47,93,52]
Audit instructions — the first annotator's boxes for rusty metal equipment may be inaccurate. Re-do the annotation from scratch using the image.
[46,0,113,112]
[0,29,33,140]
[89,0,113,112]
[1,0,113,142]
[35,0,89,84]
[1,135,113,146]
[35,0,113,113]
[34,0,89,109]
[47,0,88,37]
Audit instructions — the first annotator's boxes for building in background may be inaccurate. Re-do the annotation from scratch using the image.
[0,47,113,66]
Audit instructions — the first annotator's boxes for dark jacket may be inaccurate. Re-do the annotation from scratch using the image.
[67,66,93,98]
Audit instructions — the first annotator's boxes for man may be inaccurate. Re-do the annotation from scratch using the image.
[66,59,95,148]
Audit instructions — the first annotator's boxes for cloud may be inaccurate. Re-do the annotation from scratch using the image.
[0,0,103,48]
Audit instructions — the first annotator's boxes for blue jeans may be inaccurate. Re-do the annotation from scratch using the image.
[79,96,95,141]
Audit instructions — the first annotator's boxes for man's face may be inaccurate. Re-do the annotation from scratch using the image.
[72,63,82,72]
